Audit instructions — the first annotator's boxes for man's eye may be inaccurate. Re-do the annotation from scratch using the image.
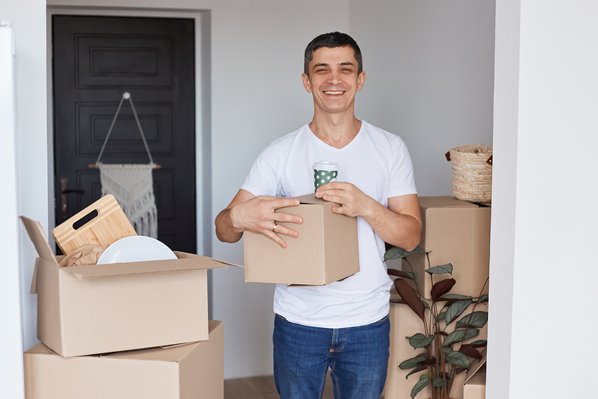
[341,68,354,73]
[314,68,328,74]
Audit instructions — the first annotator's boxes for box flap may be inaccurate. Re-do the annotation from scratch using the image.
[61,253,233,280]
[419,196,479,210]
[464,350,487,384]
[30,258,39,294]
[19,216,59,266]
[24,343,56,356]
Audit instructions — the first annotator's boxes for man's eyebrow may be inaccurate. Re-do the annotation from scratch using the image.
[312,63,330,69]
[311,61,356,70]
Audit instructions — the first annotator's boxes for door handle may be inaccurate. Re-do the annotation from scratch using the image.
[60,177,84,221]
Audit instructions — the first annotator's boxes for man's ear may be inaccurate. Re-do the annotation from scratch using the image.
[357,71,366,91]
[302,73,312,93]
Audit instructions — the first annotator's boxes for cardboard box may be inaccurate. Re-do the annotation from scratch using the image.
[463,352,486,399]
[20,216,230,357]
[408,196,491,299]
[383,300,488,399]
[24,320,224,399]
[243,194,359,285]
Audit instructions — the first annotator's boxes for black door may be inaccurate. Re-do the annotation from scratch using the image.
[52,15,196,253]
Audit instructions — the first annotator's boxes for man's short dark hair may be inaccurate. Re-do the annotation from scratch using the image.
[304,32,363,75]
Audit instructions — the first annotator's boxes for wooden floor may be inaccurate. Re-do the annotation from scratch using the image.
[224,374,334,399]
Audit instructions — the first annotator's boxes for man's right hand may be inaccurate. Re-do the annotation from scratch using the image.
[215,190,303,248]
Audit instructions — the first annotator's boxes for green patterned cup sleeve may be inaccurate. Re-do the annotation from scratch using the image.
[314,169,338,190]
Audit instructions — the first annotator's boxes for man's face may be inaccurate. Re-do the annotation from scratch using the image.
[302,46,365,115]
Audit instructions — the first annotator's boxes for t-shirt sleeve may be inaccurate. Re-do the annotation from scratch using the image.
[240,144,281,197]
[388,139,417,198]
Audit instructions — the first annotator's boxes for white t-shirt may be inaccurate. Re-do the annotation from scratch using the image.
[241,121,417,328]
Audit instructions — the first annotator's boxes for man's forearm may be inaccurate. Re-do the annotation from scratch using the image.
[363,199,421,251]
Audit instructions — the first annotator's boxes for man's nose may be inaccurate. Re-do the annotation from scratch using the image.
[328,71,340,84]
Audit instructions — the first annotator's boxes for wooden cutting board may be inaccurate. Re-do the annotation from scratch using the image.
[53,195,137,255]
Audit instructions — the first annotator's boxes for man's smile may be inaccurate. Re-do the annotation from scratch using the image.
[323,90,345,95]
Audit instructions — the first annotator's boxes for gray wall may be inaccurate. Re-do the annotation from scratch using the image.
[211,0,496,378]
[351,0,495,196]
[207,1,351,378]
[7,0,496,382]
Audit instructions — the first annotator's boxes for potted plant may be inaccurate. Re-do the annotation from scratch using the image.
[385,246,489,399]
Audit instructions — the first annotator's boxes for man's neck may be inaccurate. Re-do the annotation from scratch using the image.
[309,111,362,149]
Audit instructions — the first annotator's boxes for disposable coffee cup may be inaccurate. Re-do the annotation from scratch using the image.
[313,161,339,191]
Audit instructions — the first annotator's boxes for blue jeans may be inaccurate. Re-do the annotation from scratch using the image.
[273,314,390,399]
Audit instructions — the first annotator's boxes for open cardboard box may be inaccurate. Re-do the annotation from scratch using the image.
[408,196,491,299]
[24,320,224,399]
[20,216,232,358]
[243,194,359,285]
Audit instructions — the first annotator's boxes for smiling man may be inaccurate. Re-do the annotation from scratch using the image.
[215,32,421,399]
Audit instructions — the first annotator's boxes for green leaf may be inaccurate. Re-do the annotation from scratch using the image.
[440,294,473,301]
[410,374,430,399]
[436,311,447,322]
[394,279,425,321]
[456,311,489,329]
[405,365,428,380]
[408,333,435,349]
[445,300,472,325]
[446,350,470,368]
[384,246,425,262]
[470,339,488,348]
[430,278,456,301]
[399,354,428,370]
[444,329,479,346]
[425,263,453,275]
[387,268,415,280]
[432,377,447,388]
[476,294,489,303]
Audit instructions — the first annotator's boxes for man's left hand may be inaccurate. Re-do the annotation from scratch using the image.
[315,181,373,218]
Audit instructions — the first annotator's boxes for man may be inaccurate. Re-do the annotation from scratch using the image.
[215,32,421,399]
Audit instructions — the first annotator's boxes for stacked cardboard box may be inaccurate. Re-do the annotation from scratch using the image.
[409,196,491,298]
[463,352,487,399]
[384,196,491,399]
[24,321,224,399]
[20,214,230,398]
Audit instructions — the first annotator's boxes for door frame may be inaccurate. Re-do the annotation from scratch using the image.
[46,5,212,257]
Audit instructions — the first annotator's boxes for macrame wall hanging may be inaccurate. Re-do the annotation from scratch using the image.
[91,92,159,238]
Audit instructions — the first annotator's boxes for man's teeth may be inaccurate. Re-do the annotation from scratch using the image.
[324,90,343,95]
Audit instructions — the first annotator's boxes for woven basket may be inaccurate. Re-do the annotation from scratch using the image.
[446,145,493,203]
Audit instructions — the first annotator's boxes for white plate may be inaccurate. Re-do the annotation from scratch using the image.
[97,236,177,265]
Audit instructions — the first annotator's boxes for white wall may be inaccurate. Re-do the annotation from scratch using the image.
[487,0,519,397]
[350,0,496,195]
[0,23,25,399]
[0,1,47,398]
[491,1,598,398]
